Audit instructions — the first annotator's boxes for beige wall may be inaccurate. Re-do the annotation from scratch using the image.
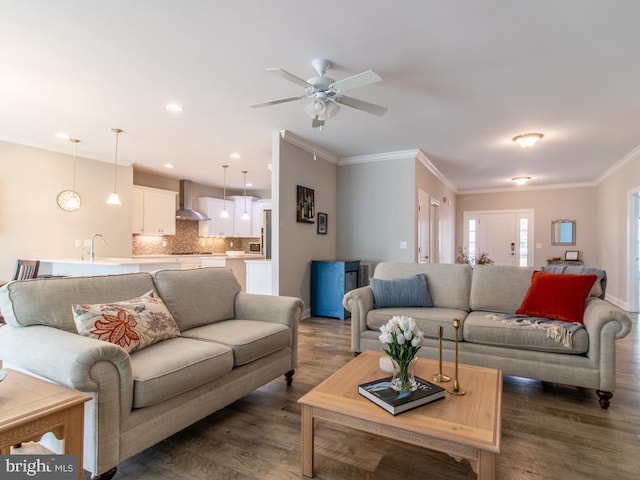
[596,153,640,308]
[414,158,457,264]
[456,186,598,268]
[0,141,133,279]
[274,133,338,312]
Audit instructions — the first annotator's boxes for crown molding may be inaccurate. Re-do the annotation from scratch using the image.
[415,149,458,192]
[458,181,597,195]
[339,149,419,165]
[596,143,640,184]
[279,130,338,164]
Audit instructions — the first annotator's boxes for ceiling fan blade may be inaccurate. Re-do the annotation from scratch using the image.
[312,116,325,128]
[250,96,304,108]
[337,95,388,116]
[330,70,382,92]
[267,68,312,88]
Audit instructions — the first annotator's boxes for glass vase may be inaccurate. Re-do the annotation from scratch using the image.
[389,355,418,392]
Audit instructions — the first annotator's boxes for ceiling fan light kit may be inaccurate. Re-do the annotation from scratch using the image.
[251,58,387,128]
[513,133,543,150]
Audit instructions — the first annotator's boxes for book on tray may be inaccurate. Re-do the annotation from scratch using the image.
[358,376,445,415]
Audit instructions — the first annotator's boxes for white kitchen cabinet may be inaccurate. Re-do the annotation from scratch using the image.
[198,197,234,237]
[230,196,257,237]
[132,186,178,235]
[246,260,273,295]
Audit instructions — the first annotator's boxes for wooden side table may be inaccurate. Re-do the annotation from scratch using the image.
[0,369,91,480]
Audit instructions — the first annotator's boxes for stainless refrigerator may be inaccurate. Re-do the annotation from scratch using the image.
[262,209,272,259]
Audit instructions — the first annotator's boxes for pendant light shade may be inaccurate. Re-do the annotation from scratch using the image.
[241,170,250,221]
[106,128,123,205]
[220,165,229,218]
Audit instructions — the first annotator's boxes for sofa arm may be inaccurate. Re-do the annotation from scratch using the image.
[0,324,133,412]
[234,293,304,367]
[583,298,632,341]
[343,286,374,353]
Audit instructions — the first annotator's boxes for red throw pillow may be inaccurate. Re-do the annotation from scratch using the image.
[516,271,598,324]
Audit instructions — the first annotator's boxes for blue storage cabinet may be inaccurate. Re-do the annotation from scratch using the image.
[311,260,360,320]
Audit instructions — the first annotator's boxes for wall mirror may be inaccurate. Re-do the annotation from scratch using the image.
[551,219,576,245]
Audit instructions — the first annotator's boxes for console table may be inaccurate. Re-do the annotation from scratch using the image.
[546,260,583,265]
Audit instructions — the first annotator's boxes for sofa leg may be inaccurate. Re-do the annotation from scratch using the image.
[285,369,295,386]
[596,390,612,409]
[91,467,117,480]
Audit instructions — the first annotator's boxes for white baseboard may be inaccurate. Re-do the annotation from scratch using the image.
[605,293,629,312]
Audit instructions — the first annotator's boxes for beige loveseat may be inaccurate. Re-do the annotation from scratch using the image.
[0,267,303,479]
[343,262,632,409]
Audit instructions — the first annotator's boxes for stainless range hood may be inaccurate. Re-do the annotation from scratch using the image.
[176,179,210,221]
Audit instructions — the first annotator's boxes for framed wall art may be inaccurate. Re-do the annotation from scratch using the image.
[296,185,315,223]
[317,212,327,234]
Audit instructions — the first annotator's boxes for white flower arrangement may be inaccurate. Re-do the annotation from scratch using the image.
[378,315,424,363]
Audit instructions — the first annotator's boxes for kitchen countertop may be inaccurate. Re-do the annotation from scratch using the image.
[133,254,264,260]
[41,257,183,265]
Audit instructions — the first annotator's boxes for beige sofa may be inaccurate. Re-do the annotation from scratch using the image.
[343,262,632,409]
[0,267,303,480]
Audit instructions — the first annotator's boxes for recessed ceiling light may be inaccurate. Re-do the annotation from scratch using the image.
[55,132,70,140]
[163,163,174,169]
[230,153,240,159]
[512,133,543,150]
[512,176,531,186]
[166,103,183,112]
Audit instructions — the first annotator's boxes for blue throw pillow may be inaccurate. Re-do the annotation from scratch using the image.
[370,273,433,308]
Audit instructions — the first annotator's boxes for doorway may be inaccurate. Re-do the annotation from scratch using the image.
[417,190,429,263]
[462,210,534,266]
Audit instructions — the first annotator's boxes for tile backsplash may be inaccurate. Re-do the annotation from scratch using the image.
[133,219,259,256]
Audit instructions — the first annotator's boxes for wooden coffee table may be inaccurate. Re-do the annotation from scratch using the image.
[298,350,502,479]
[0,369,92,480]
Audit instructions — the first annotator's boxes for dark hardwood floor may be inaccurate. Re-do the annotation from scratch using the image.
[100,314,639,480]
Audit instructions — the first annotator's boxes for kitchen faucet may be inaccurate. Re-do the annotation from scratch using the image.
[89,233,105,262]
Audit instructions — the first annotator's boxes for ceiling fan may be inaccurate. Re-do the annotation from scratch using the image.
[250,58,387,128]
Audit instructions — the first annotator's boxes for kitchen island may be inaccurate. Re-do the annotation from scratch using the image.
[39,257,182,277]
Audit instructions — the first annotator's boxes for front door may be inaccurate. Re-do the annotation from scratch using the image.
[478,212,516,266]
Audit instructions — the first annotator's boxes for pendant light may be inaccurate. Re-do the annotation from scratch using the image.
[106,128,123,205]
[220,165,229,218]
[241,170,250,221]
[56,138,82,211]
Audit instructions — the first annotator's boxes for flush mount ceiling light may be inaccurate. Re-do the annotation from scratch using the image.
[56,138,82,212]
[165,103,183,112]
[241,170,250,221]
[220,165,230,218]
[512,133,544,150]
[106,128,123,205]
[512,176,531,186]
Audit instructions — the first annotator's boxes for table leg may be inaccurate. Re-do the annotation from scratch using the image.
[476,450,495,480]
[63,404,86,480]
[301,405,314,478]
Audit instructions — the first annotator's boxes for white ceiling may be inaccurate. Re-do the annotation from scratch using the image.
[2,1,640,193]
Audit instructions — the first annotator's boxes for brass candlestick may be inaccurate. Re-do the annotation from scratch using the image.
[447,318,466,396]
[432,325,451,383]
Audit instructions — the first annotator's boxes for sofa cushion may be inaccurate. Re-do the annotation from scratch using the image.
[373,263,472,311]
[0,273,156,332]
[151,267,241,331]
[370,274,432,308]
[73,291,180,353]
[470,265,535,314]
[367,308,468,341]
[462,311,589,354]
[181,319,291,366]
[130,336,233,408]
[516,271,597,323]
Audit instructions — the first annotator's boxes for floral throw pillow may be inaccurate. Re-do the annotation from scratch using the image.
[73,291,180,353]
